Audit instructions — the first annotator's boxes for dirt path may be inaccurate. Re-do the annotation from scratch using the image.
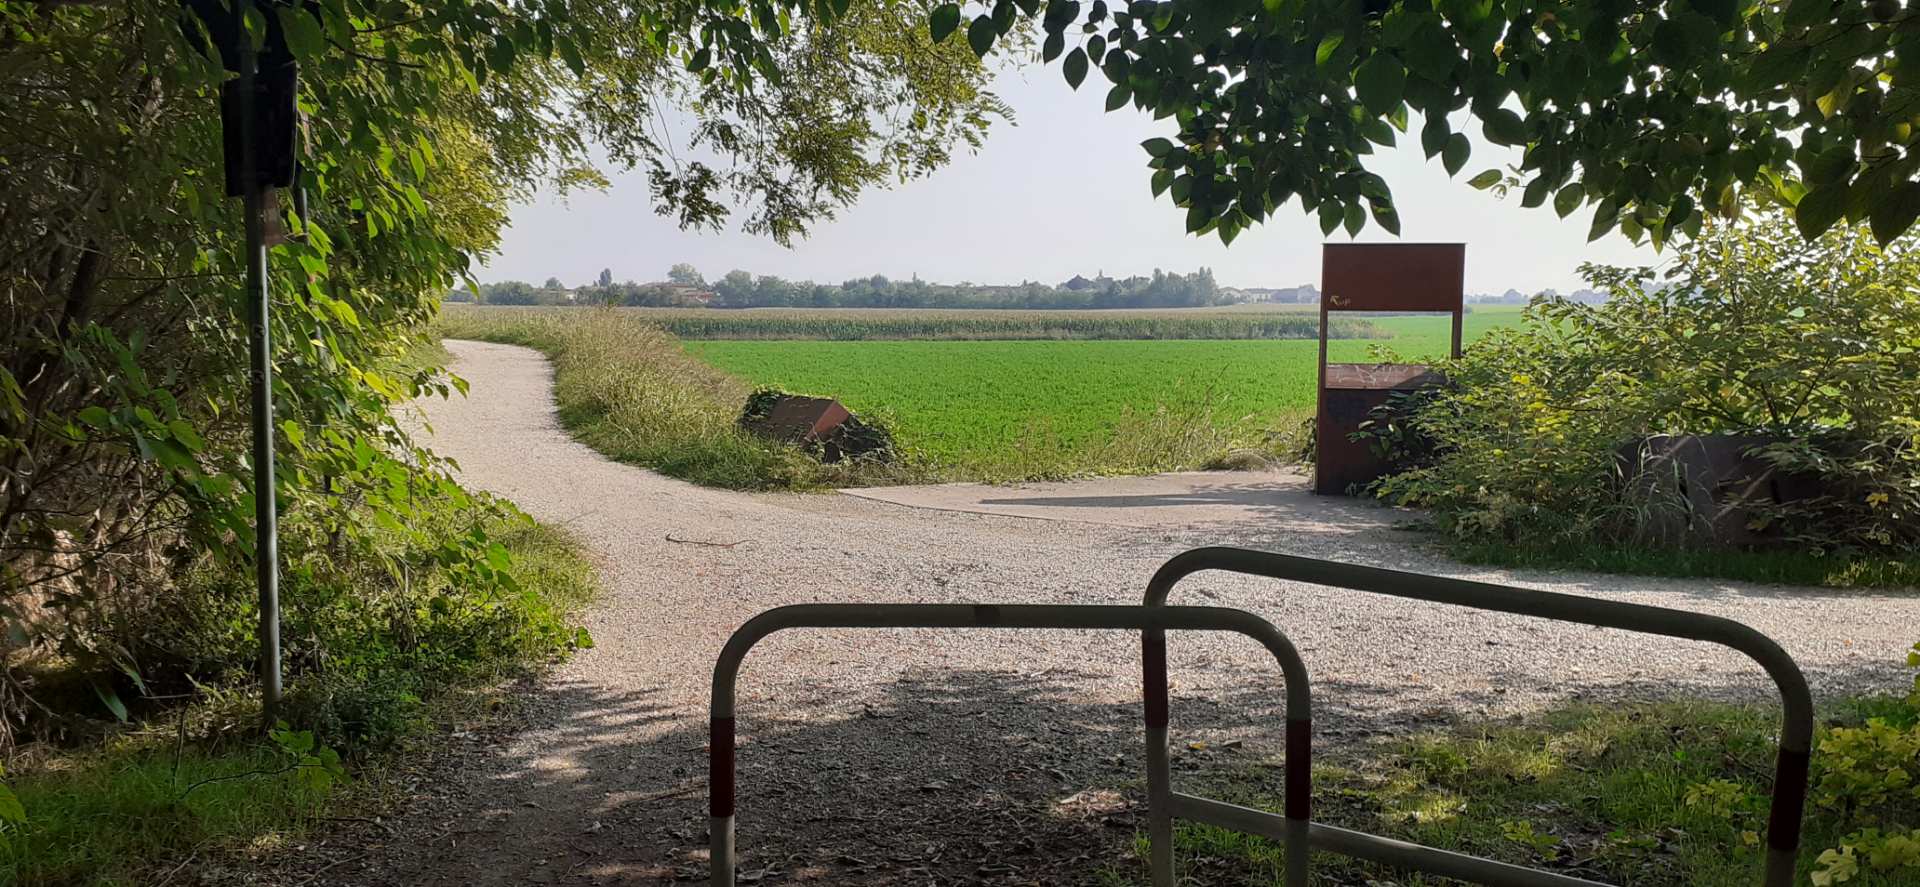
[272,340,1914,886]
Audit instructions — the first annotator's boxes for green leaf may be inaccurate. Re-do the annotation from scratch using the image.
[77,405,112,428]
[1520,177,1549,208]
[1587,200,1620,241]
[1553,183,1583,218]
[1869,182,1920,244]
[1315,33,1344,68]
[1343,201,1366,236]
[930,4,962,42]
[1105,83,1130,111]
[1466,169,1503,189]
[1353,54,1407,116]
[1795,183,1850,240]
[1361,118,1396,146]
[1151,168,1174,197]
[1481,108,1527,146]
[1170,173,1193,204]
[1652,18,1691,66]
[556,37,586,76]
[0,783,23,825]
[1063,46,1089,89]
[277,7,325,58]
[687,46,711,73]
[1319,200,1343,235]
[1142,137,1174,157]
[1042,31,1065,61]
[1218,218,1241,246]
[1802,145,1855,185]
[967,15,996,56]
[486,38,516,75]
[92,681,128,722]
[166,419,205,452]
[1420,114,1449,159]
[1185,203,1211,233]
[1784,0,1830,30]
[1370,202,1402,235]
[1442,133,1470,176]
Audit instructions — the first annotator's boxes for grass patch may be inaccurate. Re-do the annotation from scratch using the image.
[1446,537,1920,589]
[3,737,330,886]
[1,507,600,886]
[1105,701,1920,886]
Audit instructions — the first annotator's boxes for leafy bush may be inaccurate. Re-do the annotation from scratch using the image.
[1371,211,1920,576]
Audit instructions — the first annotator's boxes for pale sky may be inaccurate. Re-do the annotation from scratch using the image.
[486,64,1656,295]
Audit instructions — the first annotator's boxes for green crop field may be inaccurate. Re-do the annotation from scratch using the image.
[684,309,1525,478]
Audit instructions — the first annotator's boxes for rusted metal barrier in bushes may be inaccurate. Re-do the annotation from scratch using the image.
[1142,547,1814,887]
[709,550,1814,887]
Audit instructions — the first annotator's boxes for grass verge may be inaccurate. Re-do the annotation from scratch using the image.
[1441,537,1920,590]
[0,511,599,886]
[1103,700,1920,886]
[438,306,916,489]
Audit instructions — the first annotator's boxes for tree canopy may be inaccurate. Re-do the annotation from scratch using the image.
[931,0,1920,248]
[0,0,1001,730]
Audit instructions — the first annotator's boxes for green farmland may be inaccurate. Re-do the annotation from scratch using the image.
[683,308,1523,478]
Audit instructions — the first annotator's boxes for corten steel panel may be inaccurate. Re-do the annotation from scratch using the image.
[744,396,851,442]
[1321,243,1466,313]
[1323,364,1444,391]
[1317,385,1407,494]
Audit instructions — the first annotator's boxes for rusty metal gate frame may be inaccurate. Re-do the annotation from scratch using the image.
[1141,546,1815,887]
[708,603,1312,887]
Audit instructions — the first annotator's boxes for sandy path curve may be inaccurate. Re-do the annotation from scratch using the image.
[276,339,1916,886]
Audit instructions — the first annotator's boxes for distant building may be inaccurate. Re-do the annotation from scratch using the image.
[1241,284,1319,304]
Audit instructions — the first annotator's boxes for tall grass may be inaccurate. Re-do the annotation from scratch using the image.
[437,308,921,489]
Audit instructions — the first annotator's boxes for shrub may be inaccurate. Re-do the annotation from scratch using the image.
[1371,211,1920,570]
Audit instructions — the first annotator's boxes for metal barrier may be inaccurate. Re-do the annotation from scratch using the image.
[1142,547,1814,887]
[707,550,1813,887]
[708,603,1311,887]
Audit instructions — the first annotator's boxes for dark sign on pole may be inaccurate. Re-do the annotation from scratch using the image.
[184,0,298,723]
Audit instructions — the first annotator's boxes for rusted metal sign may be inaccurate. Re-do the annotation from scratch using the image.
[740,394,851,443]
[1316,243,1465,495]
[1322,242,1467,313]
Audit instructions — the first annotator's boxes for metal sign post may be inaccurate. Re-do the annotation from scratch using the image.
[190,0,294,722]
[235,15,283,724]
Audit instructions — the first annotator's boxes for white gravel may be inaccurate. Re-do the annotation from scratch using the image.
[275,339,1917,886]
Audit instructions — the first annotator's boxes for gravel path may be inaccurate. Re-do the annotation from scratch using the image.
[272,340,1915,886]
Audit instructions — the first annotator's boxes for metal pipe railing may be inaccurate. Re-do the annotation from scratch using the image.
[1142,546,1814,887]
[709,602,1311,887]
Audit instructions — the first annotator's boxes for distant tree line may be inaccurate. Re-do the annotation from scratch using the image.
[459,267,1244,310]
[452,277,711,307]
[709,267,1231,309]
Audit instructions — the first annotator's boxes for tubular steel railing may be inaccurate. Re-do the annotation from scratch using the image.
[708,550,1814,887]
[1143,547,1814,887]
[708,603,1310,887]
